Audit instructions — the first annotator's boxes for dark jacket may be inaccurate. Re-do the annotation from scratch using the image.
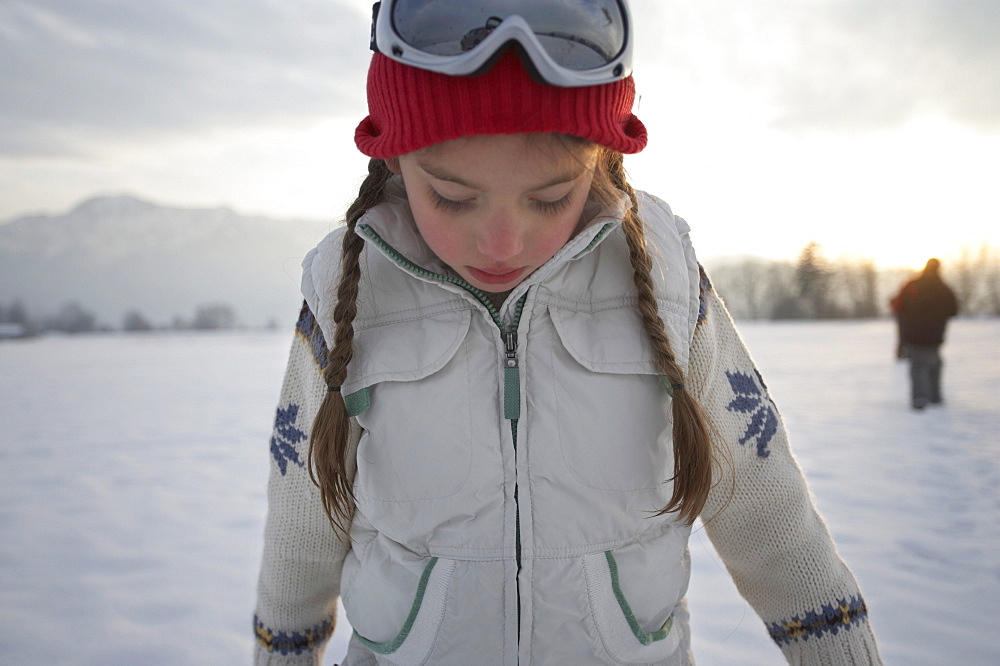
[894,266,958,346]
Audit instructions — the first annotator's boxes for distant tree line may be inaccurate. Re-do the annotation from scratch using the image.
[0,301,250,339]
[4,241,997,337]
[709,241,1000,321]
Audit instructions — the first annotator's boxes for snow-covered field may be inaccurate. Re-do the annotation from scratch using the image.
[1,319,998,665]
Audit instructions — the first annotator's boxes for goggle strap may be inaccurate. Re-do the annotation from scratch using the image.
[370,2,382,54]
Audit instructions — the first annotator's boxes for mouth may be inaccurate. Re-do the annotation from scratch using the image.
[466,266,525,286]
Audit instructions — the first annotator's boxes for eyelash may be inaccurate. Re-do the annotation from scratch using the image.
[428,188,574,214]
[532,195,573,214]
[428,188,470,212]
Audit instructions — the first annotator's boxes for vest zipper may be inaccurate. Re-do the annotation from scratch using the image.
[503,313,525,647]
[359,224,528,645]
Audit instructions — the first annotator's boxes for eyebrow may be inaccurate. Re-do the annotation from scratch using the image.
[417,161,587,191]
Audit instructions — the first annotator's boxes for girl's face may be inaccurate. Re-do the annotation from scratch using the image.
[390,134,597,293]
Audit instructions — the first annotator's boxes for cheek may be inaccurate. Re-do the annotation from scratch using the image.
[530,212,586,258]
[533,228,572,257]
[411,204,465,263]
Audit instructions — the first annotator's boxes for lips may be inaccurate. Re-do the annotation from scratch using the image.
[467,266,525,286]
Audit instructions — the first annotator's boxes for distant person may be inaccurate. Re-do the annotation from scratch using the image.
[892,258,958,409]
[888,279,912,360]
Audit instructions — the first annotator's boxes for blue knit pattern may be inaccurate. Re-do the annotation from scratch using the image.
[295,301,328,369]
[767,595,869,646]
[724,368,778,458]
[254,614,334,655]
[697,263,712,326]
[270,403,307,475]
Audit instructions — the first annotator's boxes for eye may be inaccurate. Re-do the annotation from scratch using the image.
[428,188,472,212]
[531,193,573,215]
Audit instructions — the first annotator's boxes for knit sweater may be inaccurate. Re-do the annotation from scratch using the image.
[254,287,880,665]
[691,282,881,664]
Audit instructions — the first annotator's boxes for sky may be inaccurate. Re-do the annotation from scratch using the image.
[1,0,998,269]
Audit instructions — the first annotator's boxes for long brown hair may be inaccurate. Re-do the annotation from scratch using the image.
[308,141,714,536]
[593,149,714,524]
[307,157,393,535]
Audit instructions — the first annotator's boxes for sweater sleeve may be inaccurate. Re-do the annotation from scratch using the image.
[688,272,882,665]
[253,303,356,665]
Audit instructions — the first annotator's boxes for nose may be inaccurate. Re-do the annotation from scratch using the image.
[476,210,524,263]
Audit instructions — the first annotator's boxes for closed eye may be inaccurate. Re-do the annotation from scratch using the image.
[532,194,573,215]
[428,188,472,212]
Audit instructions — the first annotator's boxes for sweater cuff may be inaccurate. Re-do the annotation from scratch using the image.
[778,617,882,666]
[253,642,325,666]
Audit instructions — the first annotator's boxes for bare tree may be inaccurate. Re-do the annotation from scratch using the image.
[192,303,238,330]
[4,300,31,328]
[984,245,1000,316]
[795,242,841,318]
[838,258,881,318]
[122,310,154,331]
[49,301,97,333]
[709,258,781,320]
[947,243,982,313]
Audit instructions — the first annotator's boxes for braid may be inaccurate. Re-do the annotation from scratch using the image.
[309,158,393,535]
[603,152,714,525]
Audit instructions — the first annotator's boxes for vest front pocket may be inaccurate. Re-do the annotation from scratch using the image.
[345,555,457,666]
[347,308,475,502]
[581,541,687,664]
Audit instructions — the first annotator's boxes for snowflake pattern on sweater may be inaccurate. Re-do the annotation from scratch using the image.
[724,368,779,458]
[269,403,307,475]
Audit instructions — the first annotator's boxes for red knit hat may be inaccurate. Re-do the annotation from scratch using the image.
[355,52,647,158]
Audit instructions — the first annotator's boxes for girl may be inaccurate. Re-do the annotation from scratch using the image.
[255,2,881,664]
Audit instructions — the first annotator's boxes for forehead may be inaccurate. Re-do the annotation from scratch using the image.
[411,134,597,184]
[418,134,594,164]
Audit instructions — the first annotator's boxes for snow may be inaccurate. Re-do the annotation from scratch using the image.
[1,319,998,665]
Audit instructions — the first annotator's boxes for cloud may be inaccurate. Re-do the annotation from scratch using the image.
[0,0,372,156]
[631,0,1000,134]
[768,1,1000,132]
[4,0,996,162]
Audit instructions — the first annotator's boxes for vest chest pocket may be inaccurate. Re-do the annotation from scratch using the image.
[347,308,475,503]
[547,305,675,492]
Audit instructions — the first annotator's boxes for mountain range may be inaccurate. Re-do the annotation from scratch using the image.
[0,195,336,327]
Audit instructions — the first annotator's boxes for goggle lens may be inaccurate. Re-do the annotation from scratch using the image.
[390,0,627,71]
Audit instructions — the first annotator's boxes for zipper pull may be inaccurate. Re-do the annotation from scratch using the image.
[505,329,518,368]
[503,328,520,420]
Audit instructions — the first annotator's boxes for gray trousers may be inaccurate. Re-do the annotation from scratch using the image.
[908,345,943,407]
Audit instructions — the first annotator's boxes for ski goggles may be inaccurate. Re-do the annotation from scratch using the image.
[369,0,633,88]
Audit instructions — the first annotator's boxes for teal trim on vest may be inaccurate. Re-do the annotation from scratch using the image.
[354,557,440,654]
[359,224,504,329]
[573,222,616,258]
[604,551,674,646]
[344,387,370,417]
[504,366,520,420]
[504,295,527,421]
[658,376,685,397]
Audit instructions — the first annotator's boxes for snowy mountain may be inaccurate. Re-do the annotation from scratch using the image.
[0,195,336,327]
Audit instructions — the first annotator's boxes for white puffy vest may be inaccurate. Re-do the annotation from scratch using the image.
[303,183,702,665]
